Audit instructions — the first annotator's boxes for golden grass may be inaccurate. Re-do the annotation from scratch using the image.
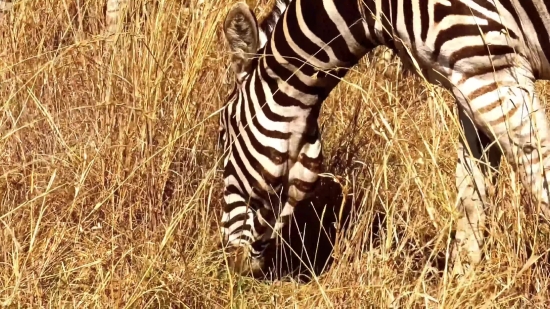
[1,0,549,307]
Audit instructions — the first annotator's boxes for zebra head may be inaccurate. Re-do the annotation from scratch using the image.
[217,2,274,276]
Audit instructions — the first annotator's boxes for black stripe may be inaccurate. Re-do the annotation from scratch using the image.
[253,65,297,123]
[251,185,276,203]
[289,178,318,193]
[380,0,394,49]
[252,216,267,234]
[521,0,550,72]
[284,1,330,63]
[403,0,415,47]
[236,95,284,187]
[449,45,516,70]
[260,56,321,109]
[302,0,356,63]
[224,184,243,197]
[248,196,266,211]
[258,206,274,222]
[228,136,260,193]
[223,164,248,200]
[390,0,398,32]
[432,22,512,61]
[362,0,379,45]
[259,0,289,36]
[434,1,472,24]
[249,106,291,140]
[271,84,315,109]
[457,63,515,84]
[334,0,374,49]
[331,0,374,52]
[267,12,319,79]
[498,0,521,27]
[299,152,323,173]
[247,71,292,140]
[433,0,518,39]
[223,200,247,214]
[419,0,429,42]
[228,225,254,240]
[262,50,324,98]
[224,213,251,229]
[242,84,289,165]
[267,28,317,78]
[240,115,288,166]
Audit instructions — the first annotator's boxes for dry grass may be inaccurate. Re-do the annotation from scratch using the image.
[1,0,550,307]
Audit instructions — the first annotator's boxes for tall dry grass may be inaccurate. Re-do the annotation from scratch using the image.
[1,0,549,307]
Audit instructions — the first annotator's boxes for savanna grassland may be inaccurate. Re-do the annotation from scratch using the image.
[1,0,550,307]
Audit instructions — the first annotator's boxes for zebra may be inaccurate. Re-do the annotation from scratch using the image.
[218,0,550,277]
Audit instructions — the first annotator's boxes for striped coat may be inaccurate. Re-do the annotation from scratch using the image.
[218,0,550,276]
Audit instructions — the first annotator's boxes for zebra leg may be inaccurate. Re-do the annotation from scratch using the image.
[271,128,323,243]
[451,106,502,276]
[451,60,550,275]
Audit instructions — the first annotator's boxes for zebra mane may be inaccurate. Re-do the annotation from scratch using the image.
[257,0,291,47]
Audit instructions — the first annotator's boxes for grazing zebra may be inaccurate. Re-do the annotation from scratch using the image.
[218,0,550,277]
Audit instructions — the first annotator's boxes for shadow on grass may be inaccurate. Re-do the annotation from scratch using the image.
[258,176,386,283]
[257,177,453,283]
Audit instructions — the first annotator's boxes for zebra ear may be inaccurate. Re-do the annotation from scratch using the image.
[223,2,260,75]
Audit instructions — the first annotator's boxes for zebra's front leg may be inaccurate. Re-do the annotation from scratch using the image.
[271,132,323,244]
[451,107,502,276]
[451,60,550,275]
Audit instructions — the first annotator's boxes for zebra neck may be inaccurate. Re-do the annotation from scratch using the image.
[255,0,376,106]
[256,53,352,109]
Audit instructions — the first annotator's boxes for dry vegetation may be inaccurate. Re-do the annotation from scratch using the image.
[1,0,550,307]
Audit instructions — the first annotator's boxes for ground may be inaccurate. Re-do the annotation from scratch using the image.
[1,0,549,308]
